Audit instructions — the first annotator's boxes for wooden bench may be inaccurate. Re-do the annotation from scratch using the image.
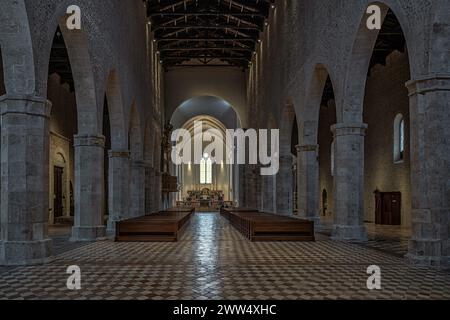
[115,208,195,242]
[221,208,315,242]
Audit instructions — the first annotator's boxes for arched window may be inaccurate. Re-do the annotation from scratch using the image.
[200,153,212,184]
[394,114,405,163]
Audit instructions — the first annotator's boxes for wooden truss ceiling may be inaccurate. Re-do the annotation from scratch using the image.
[321,9,406,106]
[369,9,407,72]
[146,0,274,69]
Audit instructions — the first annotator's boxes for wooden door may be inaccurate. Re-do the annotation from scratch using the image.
[53,166,64,218]
[389,193,401,225]
[375,191,401,225]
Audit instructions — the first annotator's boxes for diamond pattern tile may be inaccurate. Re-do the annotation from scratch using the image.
[1,213,449,300]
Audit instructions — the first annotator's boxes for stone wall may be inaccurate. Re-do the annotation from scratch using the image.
[318,100,336,220]
[363,51,412,227]
[246,0,449,267]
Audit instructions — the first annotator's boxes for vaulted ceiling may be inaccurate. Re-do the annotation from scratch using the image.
[145,0,274,69]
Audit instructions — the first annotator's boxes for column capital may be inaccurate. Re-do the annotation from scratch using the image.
[296,144,318,153]
[108,150,130,159]
[331,123,368,137]
[74,134,105,148]
[0,94,52,118]
[406,74,450,96]
[132,160,151,168]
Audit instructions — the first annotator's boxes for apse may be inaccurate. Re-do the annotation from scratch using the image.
[171,96,241,211]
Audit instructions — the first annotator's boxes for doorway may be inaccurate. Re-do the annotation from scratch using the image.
[375,191,401,225]
[53,166,64,218]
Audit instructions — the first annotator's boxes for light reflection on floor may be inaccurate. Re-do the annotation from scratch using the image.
[1,213,449,300]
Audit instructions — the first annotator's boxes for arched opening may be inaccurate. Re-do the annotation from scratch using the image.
[47,27,77,228]
[171,96,240,211]
[175,115,234,211]
[363,9,411,230]
[318,76,337,225]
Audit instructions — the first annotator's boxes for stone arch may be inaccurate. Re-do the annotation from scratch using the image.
[170,95,241,130]
[360,7,413,230]
[104,70,127,150]
[295,64,338,225]
[302,64,336,143]
[342,1,416,122]
[0,0,36,94]
[38,6,99,134]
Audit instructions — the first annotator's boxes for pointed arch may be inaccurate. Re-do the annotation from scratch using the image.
[104,70,127,150]
[302,64,337,146]
[342,2,415,122]
[0,0,36,94]
[37,3,99,134]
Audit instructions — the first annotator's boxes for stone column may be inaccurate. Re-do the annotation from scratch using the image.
[405,75,450,269]
[145,166,154,214]
[153,170,161,212]
[130,160,146,218]
[0,95,52,265]
[331,123,368,241]
[106,150,130,233]
[296,144,320,224]
[71,134,106,241]
[277,155,293,215]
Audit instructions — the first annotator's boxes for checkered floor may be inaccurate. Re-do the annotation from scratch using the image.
[1,213,450,300]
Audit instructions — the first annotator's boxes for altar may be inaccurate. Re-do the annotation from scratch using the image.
[177,188,234,211]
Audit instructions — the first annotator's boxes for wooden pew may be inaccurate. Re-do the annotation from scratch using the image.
[221,208,315,242]
[115,208,195,242]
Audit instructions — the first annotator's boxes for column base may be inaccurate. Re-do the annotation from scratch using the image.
[0,239,53,266]
[331,225,367,242]
[406,239,450,270]
[106,218,119,234]
[70,226,106,242]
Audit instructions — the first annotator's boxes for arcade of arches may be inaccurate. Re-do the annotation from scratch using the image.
[0,0,450,299]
